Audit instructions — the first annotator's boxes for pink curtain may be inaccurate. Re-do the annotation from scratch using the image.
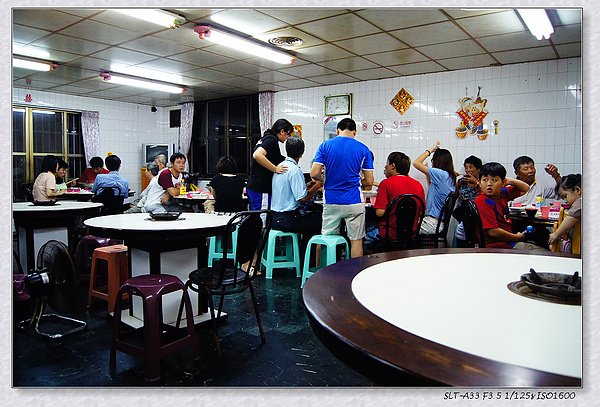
[258,92,274,136]
[81,111,100,165]
[180,103,194,172]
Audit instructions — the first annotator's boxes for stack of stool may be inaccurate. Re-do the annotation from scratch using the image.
[110,274,198,382]
[301,234,349,287]
[260,230,301,279]
[74,235,120,282]
[207,228,238,267]
[87,244,128,313]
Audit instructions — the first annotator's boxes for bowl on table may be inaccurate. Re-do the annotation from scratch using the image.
[148,212,182,221]
[525,207,538,219]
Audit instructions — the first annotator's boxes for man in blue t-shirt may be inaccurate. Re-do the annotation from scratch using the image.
[310,118,374,258]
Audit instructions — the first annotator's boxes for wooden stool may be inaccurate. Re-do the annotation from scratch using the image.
[88,244,128,313]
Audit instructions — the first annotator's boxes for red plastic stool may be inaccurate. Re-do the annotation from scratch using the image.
[110,274,199,382]
[74,235,120,282]
[88,244,128,313]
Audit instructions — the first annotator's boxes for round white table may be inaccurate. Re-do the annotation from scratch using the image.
[303,248,582,386]
[13,201,103,271]
[58,189,95,201]
[85,213,233,327]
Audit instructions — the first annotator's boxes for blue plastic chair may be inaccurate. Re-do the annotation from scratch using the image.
[260,230,301,279]
[301,234,349,288]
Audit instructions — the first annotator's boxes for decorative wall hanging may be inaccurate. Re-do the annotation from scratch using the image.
[293,124,303,138]
[390,88,414,115]
[455,86,489,140]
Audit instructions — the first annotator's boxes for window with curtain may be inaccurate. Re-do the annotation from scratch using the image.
[12,106,84,201]
[190,94,260,177]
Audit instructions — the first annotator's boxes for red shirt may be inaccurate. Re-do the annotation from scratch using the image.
[374,175,425,239]
[474,186,521,249]
[80,167,108,184]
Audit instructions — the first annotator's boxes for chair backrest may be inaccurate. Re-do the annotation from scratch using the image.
[20,183,34,202]
[434,190,458,244]
[218,210,272,282]
[383,193,425,248]
[461,200,486,248]
[94,187,124,215]
[550,207,580,254]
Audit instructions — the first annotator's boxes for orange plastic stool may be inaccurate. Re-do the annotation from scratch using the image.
[88,244,128,313]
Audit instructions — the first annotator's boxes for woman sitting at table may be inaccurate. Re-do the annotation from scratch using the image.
[124,162,159,214]
[32,155,67,203]
[206,156,247,213]
[413,140,457,234]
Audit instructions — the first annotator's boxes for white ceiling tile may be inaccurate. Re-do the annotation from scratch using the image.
[60,20,141,45]
[456,10,525,37]
[363,49,429,66]
[174,9,220,21]
[169,49,234,67]
[389,61,447,76]
[278,63,337,78]
[47,83,101,94]
[555,9,582,25]
[437,54,496,71]
[356,9,447,30]
[31,33,108,55]
[151,22,208,47]
[347,67,399,81]
[13,9,82,31]
[13,77,68,90]
[90,47,158,65]
[551,25,581,44]
[254,27,324,49]
[259,9,348,25]
[272,78,320,89]
[181,67,234,82]
[13,24,51,43]
[242,70,298,83]
[60,9,104,18]
[120,36,194,57]
[390,22,469,47]
[554,43,581,58]
[478,31,550,52]
[296,44,353,62]
[208,9,288,36]
[417,40,486,59]
[318,57,379,72]
[135,58,200,75]
[309,73,359,85]
[443,9,508,19]
[296,14,381,42]
[492,47,558,64]
[65,56,112,72]
[209,61,269,76]
[336,33,408,55]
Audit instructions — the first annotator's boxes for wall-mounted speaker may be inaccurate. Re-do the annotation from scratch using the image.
[170,109,181,128]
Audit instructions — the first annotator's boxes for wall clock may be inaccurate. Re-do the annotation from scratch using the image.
[324,94,352,116]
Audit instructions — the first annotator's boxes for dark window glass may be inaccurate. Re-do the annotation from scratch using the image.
[250,95,261,136]
[32,110,63,153]
[33,155,45,177]
[13,109,26,152]
[207,101,226,138]
[68,157,85,181]
[229,137,249,174]
[67,113,83,154]
[228,98,247,138]
[13,155,27,201]
[207,138,225,174]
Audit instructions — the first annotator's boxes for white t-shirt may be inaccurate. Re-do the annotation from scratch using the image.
[513,174,558,205]
[32,172,56,202]
[143,177,166,211]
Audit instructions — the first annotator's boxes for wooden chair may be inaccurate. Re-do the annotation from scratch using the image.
[550,207,581,255]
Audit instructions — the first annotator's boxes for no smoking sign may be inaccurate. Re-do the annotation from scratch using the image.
[372,121,384,135]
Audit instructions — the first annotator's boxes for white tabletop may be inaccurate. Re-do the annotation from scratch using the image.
[173,192,213,201]
[84,212,232,231]
[63,189,94,195]
[13,201,103,212]
[352,252,582,378]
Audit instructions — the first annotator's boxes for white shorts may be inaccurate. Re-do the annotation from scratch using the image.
[322,203,365,241]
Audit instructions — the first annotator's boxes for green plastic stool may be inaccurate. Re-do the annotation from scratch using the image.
[301,234,349,288]
[208,228,238,267]
[260,230,301,279]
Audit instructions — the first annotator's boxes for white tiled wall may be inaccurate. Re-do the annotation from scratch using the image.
[12,88,180,194]
[274,57,582,189]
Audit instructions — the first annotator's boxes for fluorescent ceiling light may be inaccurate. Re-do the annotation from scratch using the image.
[110,63,183,84]
[113,9,185,28]
[13,57,56,71]
[194,25,295,65]
[100,72,186,94]
[517,9,554,40]
[32,109,57,115]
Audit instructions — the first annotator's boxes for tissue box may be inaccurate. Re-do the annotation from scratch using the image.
[548,210,560,220]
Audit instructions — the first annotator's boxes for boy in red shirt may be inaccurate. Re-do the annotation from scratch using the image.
[475,162,545,251]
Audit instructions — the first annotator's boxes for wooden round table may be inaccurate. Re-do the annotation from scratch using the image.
[302,248,582,387]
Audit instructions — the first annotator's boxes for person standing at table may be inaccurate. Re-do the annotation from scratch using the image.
[91,154,129,198]
[79,156,109,186]
[246,118,293,211]
[209,155,246,213]
[32,155,66,203]
[310,118,374,258]
[145,153,186,213]
[512,155,561,205]
[271,137,322,253]
[412,140,457,235]
[364,151,425,251]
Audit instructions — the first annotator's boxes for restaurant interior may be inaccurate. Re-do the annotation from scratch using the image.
[8,5,584,396]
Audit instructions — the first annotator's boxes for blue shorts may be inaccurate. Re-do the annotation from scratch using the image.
[246,188,271,211]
